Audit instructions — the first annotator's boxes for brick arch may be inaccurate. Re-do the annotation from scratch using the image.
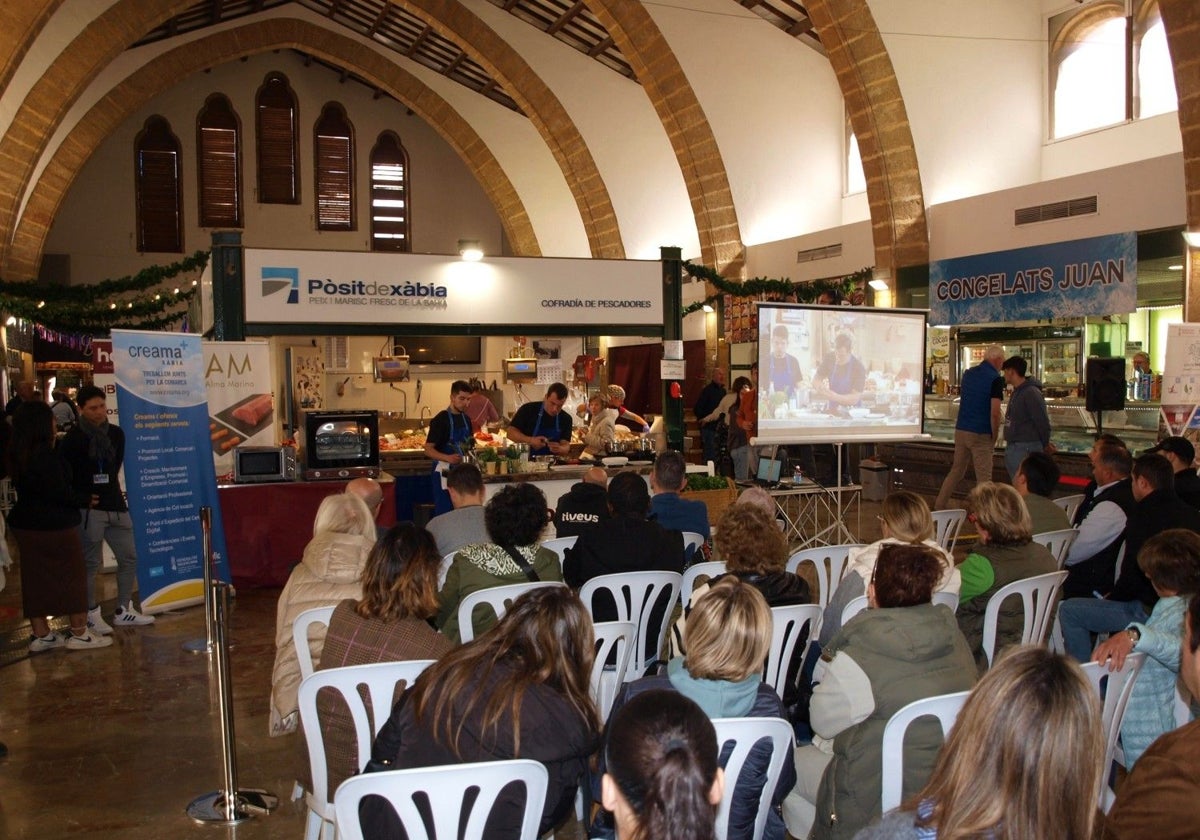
[806,0,929,279]
[1159,0,1200,320]
[585,0,745,278]
[5,18,541,279]
[0,1,66,98]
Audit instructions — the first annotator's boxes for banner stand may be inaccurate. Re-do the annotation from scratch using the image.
[182,506,215,655]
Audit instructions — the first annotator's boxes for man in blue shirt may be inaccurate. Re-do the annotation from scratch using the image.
[934,345,1005,510]
[649,450,710,559]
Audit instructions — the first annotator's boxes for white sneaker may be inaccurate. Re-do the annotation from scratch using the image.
[65,630,113,651]
[87,606,113,636]
[29,632,66,653]
[113,602,155,626]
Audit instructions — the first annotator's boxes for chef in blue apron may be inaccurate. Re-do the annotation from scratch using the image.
[813,332,867,410]
[424,380,475,514]
[506,383,574,457]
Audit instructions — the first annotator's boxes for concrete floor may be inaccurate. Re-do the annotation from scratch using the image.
[0,494,930,840]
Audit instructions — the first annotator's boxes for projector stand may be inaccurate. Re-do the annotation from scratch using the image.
[826,443,860,545]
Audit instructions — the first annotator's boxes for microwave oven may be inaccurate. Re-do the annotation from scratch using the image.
[232,445,298,484]
[303,409,380,480]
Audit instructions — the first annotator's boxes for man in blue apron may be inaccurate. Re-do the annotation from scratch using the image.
[424,380,475,514]
[507,382,574,457]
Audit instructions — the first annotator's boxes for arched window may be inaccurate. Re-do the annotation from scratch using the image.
[256,73,299,204]
[1049,0,1178,139]
[197,94,242,228]
[370,131,410,252]
[314,103,355,231]
[134,116,183,253]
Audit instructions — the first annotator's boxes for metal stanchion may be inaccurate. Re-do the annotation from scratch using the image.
[187,581,278,824]
[182,506,215,654]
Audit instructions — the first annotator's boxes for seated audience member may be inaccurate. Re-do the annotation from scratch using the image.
[1060,454,1200,662]
[345,476,386,540]
[1147,435,1200,508]
[316,523,453,792]
[821,490,959,648]
[1062,443,1134,600]
[270,492,376,736]
[563,471,686,622]
[437,482,561,643]
[672,504,809,657]
[598,577,795,840]
[581,394,618,458]
[601,690,723,840]
[855,646,1104,840]
[425,463,488,557]
[552,466,610,538]
[649,450,711,544]
[1103,591,1200,838]
[1013,451,1070,535]
[1091,529,1200,768]
[1072,433,1129,524]
[370,587,600,839]
[735,484,778,517]
[956,482,1056,670]
[783,544,977,840]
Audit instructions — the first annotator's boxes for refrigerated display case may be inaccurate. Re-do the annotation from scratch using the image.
[1037,339,1080,391]
[956,326,1082,398]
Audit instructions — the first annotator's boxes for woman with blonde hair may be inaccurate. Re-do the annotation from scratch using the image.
[821,490,959,648]
[368,586,600,838]
[855,646,1104,840]
[269,491,376,735]
[597,576,795,840]
[955,482,1055,670]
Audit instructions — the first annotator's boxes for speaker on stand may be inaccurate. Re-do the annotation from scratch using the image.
[1085,357,1127,439]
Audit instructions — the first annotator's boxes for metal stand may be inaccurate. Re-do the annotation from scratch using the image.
[183,506,215,655]
[828,443,860,544]
[187,581,278,824]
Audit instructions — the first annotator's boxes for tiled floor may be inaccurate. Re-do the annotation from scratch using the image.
[0,496,921,840]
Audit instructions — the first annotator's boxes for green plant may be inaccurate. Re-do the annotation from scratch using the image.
[686,474,731,491]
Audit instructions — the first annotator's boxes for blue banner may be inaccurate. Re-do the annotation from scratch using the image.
[111,330,229,613]
[929,232,1137,325]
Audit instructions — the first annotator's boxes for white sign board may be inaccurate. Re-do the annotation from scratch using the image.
[1161,324,1200,436]
[243,249,663,328]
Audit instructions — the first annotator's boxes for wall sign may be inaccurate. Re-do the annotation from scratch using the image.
[929,232,1137,325]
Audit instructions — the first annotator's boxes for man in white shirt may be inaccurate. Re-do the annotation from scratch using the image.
[1062,442,1135,600]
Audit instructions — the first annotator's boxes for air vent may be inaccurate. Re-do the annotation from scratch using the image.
[796,243,842,263]
[1014,195,1098,226]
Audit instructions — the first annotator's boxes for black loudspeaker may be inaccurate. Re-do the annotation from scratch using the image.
[1086,357,1126,412]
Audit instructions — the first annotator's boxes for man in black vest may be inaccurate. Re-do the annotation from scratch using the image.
[1059,453,1200,660]
[1062,443,1134,600]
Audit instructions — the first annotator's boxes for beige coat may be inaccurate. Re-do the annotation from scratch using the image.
[268,531,371,736]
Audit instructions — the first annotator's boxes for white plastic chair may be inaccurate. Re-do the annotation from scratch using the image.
[1052,493,1085,524]
[540,535,578,565]
[333,758,549,840]
[880,690,971,812]
[298,659,435,840]
[932,590,959,613]
[931,508,967,554]
[590,620,637,718]
[786,545,861,609]
[981,570,1069,667]
[457,581,567,643]
[686,460,716,476]
[681,560,727,605]
[711,717,794,840]
[293,605,337,682]
[763,603,822,700]
[439,551,457,590]
[579,571,682,681]
[1080,652,1146,811]
[682,530,708,561]
[1032,528,1080,569]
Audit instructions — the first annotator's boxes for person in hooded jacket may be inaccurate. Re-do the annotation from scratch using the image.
[1000,356,1054,481]
[268,492,375,736]
[782,543,977,840]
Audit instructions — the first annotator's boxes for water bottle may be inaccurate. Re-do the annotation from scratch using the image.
[793,464,804,484]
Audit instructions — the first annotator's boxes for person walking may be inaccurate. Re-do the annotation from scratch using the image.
[934,345,1004,510]
[1001,356,1054,481]
[60,385,154,633]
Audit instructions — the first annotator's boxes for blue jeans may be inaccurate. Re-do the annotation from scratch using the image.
[700,425,718,464]
[1058,597,1148,662]
[81,509,139,609]
[731,446,751,480]
[1004,440,1043,482]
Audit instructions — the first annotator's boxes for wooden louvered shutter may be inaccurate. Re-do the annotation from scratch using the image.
[370,132,410,252]
[257,74,299,204]
[315,104,354,231]
[197,95,241,227]
[135,117,183,253]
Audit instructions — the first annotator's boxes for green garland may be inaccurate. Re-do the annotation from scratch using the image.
[0,251,209,333]
[681,261,873,316]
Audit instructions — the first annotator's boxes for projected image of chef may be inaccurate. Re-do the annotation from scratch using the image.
[813,332,866,409]
[766,324,804,397]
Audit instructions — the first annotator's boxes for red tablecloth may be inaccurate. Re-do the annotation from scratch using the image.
[218,480,396,588]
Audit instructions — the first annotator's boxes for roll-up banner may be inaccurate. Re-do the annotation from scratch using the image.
[1161,324,1200,437]
[203,341,275,480]
[111,330,229,613]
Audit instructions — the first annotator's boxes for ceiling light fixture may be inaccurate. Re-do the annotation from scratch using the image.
[702,304,714,313]
[458,239,483,261]
[868,278,889,291]
[1183,231,1200,248]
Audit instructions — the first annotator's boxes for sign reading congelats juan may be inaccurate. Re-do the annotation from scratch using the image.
[243,249,664,327]
[929,232,1137,326]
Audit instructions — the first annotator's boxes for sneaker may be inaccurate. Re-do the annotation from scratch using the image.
[87,606,113,636]
[113,602,155,626]
[29,632,66,653]
[65,630,113,651]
